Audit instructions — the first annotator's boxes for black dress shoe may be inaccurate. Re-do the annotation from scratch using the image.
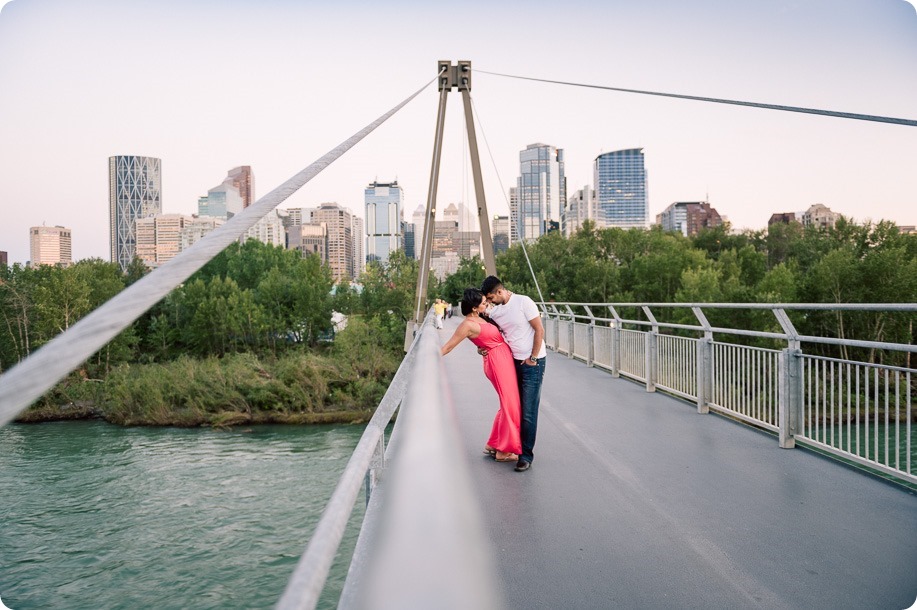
[514,460,531,472]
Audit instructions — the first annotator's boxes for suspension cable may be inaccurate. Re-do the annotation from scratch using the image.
[478,70,917,127]
[469,96,547,305]
[0,73,441,427]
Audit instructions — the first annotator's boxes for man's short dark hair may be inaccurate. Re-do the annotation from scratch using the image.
[481,275,503,296]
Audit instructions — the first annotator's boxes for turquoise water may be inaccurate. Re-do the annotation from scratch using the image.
[0,421,366,610]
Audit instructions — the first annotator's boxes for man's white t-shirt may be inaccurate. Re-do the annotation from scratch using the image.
[488,293,547,361]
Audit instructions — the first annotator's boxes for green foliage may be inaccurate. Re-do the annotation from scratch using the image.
[482,216,916,357]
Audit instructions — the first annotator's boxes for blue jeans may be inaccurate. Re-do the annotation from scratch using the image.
[514,357,546,464]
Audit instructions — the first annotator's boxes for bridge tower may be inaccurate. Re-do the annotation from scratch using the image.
[409,61,497,349]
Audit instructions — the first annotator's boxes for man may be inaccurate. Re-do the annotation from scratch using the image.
[480,276,546,472]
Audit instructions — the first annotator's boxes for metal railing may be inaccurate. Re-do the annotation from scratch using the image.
[541,302,916,485]
[278,311,505,610]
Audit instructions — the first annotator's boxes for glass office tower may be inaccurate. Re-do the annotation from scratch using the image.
[515,143,565,242]
[365,180,404,265]
[109,155,162,271]
[593,148,648,228]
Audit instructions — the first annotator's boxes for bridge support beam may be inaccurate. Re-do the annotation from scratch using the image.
[409,61,497,348]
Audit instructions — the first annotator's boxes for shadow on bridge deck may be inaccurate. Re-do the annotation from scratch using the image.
[435,317,916,610]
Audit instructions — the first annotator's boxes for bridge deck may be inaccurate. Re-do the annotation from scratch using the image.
[436,318,916,610]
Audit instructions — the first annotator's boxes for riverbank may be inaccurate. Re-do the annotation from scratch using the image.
[17,347,397,427]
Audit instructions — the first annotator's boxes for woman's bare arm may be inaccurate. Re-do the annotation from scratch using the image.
[440,321,472,356]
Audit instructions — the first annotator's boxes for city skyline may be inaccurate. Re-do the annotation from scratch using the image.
[1,0,915,265]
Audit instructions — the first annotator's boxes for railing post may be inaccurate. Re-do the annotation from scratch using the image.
[643,306,658,392]
[584,305,595,368]
[692,307,713,414]
[609,306,621,378]
[363,431,386,505]
[696,338,712,414]
[565,305,575,359]
[778,348,803,449]
[551,305,560,350]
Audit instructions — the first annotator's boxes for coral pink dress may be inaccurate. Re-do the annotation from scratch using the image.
[470,321,522,455]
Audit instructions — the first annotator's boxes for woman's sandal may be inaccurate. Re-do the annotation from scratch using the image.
[483,447,497,456]
[494,453,518,462]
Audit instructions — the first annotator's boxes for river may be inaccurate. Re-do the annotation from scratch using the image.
[0,421,366,610]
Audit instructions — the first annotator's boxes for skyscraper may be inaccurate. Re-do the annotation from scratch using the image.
[593,148,648,228]
[313,203,354,282]
[365,180,404,265]
[198,172,245,218]
[492,215,510,254]
[564,186,598,237]
[351,215,364,277]
[135,214,191,268]
[227,166,255,208]
[514,143,565,242]
[29,225,72,267]
[109,155,162,271]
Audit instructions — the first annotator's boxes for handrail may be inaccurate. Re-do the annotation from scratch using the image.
[274,318,419,610]
[277,313,506,609]
[539,302,917,352]
[348,315,506,609]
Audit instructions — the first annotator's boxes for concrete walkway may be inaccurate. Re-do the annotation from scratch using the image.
[435,316,917,610]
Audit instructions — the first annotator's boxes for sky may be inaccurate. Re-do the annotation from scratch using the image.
[0,0,915,265]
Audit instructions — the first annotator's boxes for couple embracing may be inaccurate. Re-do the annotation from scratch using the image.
[440,276,546,473]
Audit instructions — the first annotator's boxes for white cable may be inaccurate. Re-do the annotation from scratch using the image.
[469,96,547,305]
[0,73,441,426]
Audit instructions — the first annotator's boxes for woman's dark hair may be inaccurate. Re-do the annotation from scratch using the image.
[460,288,485,316]
[460,287,502,332]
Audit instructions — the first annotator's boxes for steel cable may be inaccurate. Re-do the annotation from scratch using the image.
[469,96,548,304]
[0,73,441,426]
[478,70,917,127]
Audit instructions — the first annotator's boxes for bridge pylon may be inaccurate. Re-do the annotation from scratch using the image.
[408,60,497,350]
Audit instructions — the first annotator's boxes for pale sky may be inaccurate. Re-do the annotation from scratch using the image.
[1,0,915,265]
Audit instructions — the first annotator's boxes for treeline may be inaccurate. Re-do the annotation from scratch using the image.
[0,241,419,425]
[438,219,916,364]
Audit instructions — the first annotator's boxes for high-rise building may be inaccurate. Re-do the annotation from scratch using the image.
[443,202,478,232]
[242,209,288,247]
[0,251,8,267]
[313,203,354,282]
[285,207,316,227]
[508,187,519,244]
[135,214,192,268]
[594,148,648,228]
[227,166,255,208]
[404,223,417,259]
[352,216,364,277]
[492,215,510,254]
[29,225,72,267]
[109,155,162,271]
[198,174,244,219]
[564,186,598,237]
[365,180,404,265]
[287,223,327,261]
[514,143,565,242]
[656,201,722,236]
[181,216,225,251]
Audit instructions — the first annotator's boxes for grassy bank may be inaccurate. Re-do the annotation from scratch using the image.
[20,322,402,427]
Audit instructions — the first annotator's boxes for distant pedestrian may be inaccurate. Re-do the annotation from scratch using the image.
[433,299,447,329]
[480,276,546,473]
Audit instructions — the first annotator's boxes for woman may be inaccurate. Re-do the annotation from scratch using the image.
[440,288,522,462]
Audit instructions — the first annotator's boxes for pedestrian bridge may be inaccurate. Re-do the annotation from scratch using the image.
[277,307,916,610]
